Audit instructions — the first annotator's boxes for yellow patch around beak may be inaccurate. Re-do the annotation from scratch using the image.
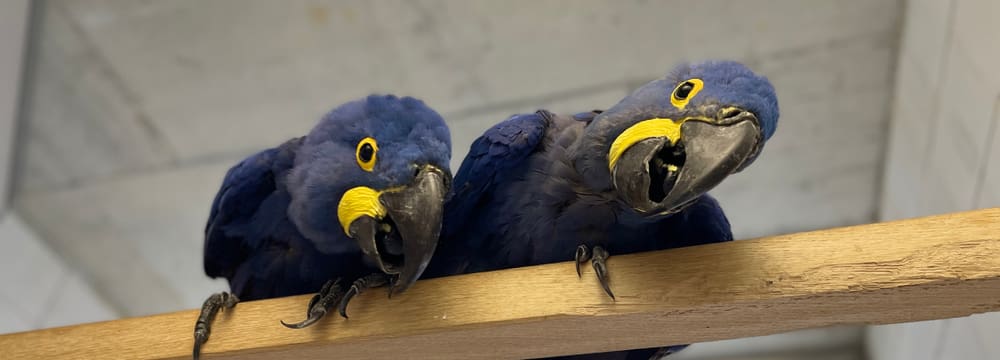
[607,118,684,171]
[337,186,387,236]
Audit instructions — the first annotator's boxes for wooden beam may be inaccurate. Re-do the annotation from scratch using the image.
[3,208,999,359]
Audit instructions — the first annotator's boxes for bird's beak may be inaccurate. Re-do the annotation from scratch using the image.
[343,165,450,295]
[609,108,762,214]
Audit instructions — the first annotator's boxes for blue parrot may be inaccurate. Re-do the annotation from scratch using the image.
[191,95,452,359]
[426,61,778,359]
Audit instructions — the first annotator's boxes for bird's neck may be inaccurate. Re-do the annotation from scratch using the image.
[566,127,615,193]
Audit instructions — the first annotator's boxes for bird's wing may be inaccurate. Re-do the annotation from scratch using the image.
[443,111,551,237]
[423,111,551,277]
[203,138,302,280]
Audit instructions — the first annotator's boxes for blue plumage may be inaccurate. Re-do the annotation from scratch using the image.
[194,94,452,358]
[427,110,733,275]
[204,137,345,299]
[205,94,451,298]
[427,61,779,358]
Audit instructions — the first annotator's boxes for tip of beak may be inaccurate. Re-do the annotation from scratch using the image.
[389,270,422,295]
[387,277,412,298]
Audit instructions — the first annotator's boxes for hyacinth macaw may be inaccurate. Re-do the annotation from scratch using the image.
[191,95,452,359]
[426,60,778,359]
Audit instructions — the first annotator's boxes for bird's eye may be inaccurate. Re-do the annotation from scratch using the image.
[671,78,704,109]
[355,137,378,172]
[675,82,694,99]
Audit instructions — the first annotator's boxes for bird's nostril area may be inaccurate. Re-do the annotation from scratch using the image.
[717,108,748,124]
[721,108,743,119]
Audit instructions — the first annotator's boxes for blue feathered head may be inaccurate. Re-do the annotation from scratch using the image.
[577,60,779,216]
[289,94,452,294]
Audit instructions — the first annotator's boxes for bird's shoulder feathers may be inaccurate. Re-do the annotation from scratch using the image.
[203,137,303,279]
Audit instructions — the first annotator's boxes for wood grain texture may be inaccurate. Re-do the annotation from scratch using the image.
[2,208,999,360]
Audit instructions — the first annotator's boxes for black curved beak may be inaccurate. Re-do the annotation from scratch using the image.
[612,109,762,214]
[348,165,450,294]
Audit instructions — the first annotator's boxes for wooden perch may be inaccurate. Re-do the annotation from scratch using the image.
[2,208,999,359]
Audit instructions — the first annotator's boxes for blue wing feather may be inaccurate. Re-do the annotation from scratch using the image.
[442,111,549,239]
[203,146,288,279]
[425,112,549,277]
[203,137,355,299]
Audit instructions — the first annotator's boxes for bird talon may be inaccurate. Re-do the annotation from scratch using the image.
[340,273,391,318]
[283,279,345,329]
[592,246,615,300]
[575,245,591,278]
[193,292,241,360]
[193,330,206,360]
[319,279,339,297]
[281,301,330,329]
[338,286,360,319]
[280,309,325,329]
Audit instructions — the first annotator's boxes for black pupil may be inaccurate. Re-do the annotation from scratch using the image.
[675,82,694,99]
[359,143,374,162]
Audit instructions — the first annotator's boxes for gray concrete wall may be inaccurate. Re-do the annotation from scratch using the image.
[0,0,118,336]
[0,0,29,214]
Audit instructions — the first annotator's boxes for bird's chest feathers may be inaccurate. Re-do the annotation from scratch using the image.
[511,170,619,246]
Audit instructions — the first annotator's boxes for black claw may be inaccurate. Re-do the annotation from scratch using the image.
[193,292,240,360]
[305,294,321,318]
[193,333,204,360]
[280,310,325,329]
[592,246,615,300]
[306,279,337,317]
[338,286,359,319]
[307,280,333,311]
[338,273,391,318]
[282,279,343,329]
[575,245,591,278]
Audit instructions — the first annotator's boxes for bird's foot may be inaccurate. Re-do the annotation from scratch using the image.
[281,278,344,329]
[193,292,239,360]
[575,245,614,300]
[338,273,392,318]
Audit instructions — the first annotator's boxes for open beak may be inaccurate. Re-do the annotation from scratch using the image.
[611,108,763,214]
[347,165,450,294]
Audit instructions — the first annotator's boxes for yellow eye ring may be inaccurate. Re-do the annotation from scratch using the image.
[670,78,704,110]
[355,137,378,172]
